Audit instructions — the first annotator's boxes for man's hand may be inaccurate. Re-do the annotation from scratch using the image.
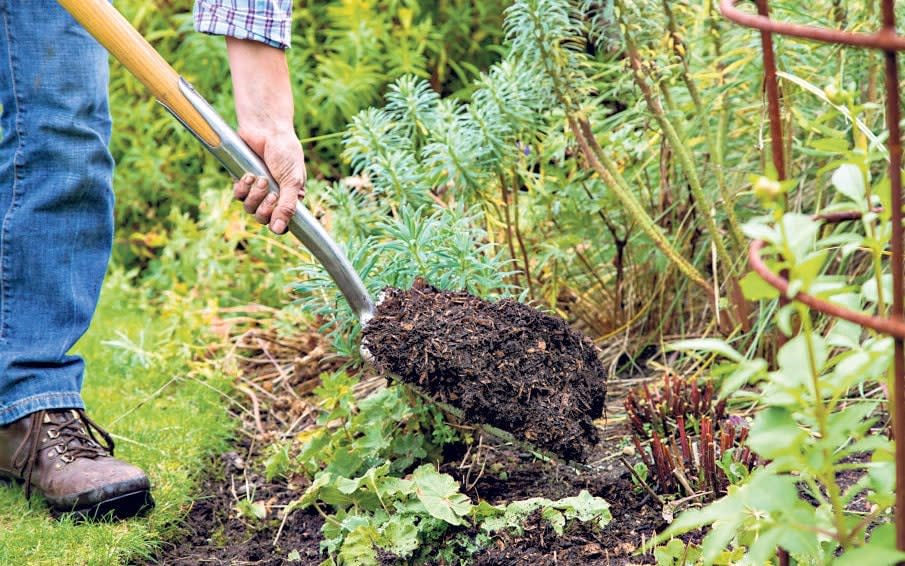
[226,37,305,235]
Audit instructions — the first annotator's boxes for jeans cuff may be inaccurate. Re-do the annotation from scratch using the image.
[0,392,85,426]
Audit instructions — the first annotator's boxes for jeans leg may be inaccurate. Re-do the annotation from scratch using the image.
[0,0,114,425]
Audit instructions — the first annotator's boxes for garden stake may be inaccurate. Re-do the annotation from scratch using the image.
[721,0,905,556]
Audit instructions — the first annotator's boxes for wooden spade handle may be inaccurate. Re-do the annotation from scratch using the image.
[57,0,220,147]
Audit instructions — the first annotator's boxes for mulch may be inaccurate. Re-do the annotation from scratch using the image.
[362,282,607,462]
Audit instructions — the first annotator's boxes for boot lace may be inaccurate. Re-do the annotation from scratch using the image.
[11,409,115,499]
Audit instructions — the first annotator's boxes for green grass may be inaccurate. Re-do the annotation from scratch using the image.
[0,281,235,566]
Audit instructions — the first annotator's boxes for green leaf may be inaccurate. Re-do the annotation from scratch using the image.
[835,543,905,566]
[778,333,828,381]
[412,464,472,526]
[794,250,828,288]
[831,163,866,204]
[740,270,779,301]
[296,472,333,510]
[377,515,420,558]
[542,507,566,535]
[554,490,612,529]
[747,407,807,461]
[720,359,767,399]
[810,136,849,153]
[339,525,379,566]
[862,274,892,304]
[263,443,291,482]
[782,213,820,260]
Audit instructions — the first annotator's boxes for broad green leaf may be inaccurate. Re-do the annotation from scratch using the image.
[339,525,379,566]
[541,507,565,535]
[777,303,797,337]
[794,250,828,288]
[554,490,612,528]
[412,464,472,525]
[740,270,779,301]
[296,472,333,509]
[831,163,866,204]
[719,359,767,399]
[377,515,420,558]
[782,213,820,260]
[810,136,849,153]
[741,222,778,244]
[481,498,549,534]
[778,333,828,379]
[835,543,905,566]
[861,274,892,305]
[747,407,807,460]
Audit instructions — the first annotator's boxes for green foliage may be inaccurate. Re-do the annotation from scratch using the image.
[0,280,235,564]
[285,371,610,564]
[292,183,514,357]
[108,0,507,267]
[296,373,453,478]
[655,117,900,561]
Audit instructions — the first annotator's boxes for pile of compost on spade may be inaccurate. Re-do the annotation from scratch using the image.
[361,282,606,462]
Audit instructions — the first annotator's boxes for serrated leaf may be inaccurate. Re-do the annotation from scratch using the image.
[554,490,611,527]
[377,515,420,558]
[339,525,379,566]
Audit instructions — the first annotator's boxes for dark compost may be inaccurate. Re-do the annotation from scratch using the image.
[361,283,607,461]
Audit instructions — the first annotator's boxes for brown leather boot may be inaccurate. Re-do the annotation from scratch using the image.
[0,409,154,520]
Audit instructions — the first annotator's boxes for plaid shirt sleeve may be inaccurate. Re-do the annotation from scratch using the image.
[193,1,292,50]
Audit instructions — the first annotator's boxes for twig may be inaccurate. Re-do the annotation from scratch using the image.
[237,385,266,436]
[619,455,664,506]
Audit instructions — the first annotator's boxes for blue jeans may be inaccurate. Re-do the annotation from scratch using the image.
[0,1,113,425]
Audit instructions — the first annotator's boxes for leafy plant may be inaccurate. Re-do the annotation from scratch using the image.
[654,149,902,562]
[283,370,610,564]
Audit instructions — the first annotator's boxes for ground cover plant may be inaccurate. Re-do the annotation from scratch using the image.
[4,0,905,563]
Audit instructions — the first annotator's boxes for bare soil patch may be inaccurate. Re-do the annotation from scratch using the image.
[151,445,324,565]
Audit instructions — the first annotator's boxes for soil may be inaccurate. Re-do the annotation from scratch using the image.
[147,443,324,566]
[362,282,608,462]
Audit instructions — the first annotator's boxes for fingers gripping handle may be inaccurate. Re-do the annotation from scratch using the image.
[173,80,376,323]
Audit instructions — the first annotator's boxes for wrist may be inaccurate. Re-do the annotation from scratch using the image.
[226,37,295,140]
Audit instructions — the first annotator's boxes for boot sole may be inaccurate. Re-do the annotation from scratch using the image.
[1,473,154,521]
[51,489,155,522]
